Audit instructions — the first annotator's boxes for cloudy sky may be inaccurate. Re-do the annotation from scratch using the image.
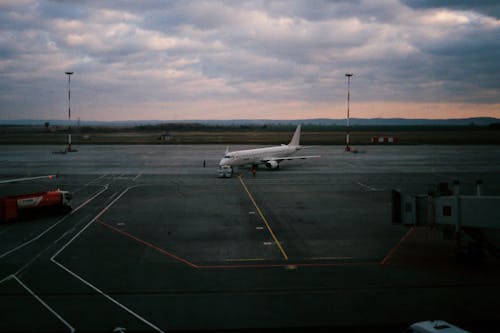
[0,0,499,121]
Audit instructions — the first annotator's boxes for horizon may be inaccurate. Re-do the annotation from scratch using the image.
[0,1,499,121]
[2,116,498,125]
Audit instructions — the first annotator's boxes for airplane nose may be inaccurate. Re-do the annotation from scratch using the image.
[219,158,228,166]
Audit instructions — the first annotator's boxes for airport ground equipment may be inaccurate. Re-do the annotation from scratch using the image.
[218,165,233,178]
[406,320,470,333]
[0,189,72,223]
[371,136,399,144]
[392,180,500,258]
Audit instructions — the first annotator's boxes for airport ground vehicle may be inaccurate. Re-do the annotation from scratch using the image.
[218,165,233,178]
[0,189,72,223]
[405,320,470,333]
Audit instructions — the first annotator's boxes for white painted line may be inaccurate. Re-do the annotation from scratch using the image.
[72,185,109,212]
[13,276,75,332]
[50,185,165,332]
[310,256,354,260]
[51,186,132,261]
[357,182,378,191]
[104,192,119,204]
[0,185,109,259]
[51,260,164,333]
[256,227,264,230]
[0,274,14,285]
[132,173,142,182]
[88,174,106,184]
[54,227,77,245]
[72,174,106,194]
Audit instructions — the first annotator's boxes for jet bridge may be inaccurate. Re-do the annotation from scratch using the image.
[392,180,500,258]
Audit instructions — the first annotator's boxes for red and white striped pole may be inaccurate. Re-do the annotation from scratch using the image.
[345,73,353,152]
[65,71,73,152]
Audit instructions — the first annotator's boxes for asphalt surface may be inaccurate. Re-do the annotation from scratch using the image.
[0,145,499,332]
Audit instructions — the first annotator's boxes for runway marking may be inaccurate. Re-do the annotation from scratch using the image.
[357,182,379,191]
[132,173,142,182]
[72,174,108,194]
[0,185,109,259]
[72,185,109,212]
[380,227,415,265]
[97,219,198,269]
[54,227,77,244]
[310,256,354,260]
[225,258,266,262]
[0,273,14,285]
[51,186,133,260]
[12,276,75,332]
[51,259,164,333]
[98,219,377,269]
[238,175,289,260]
[51,185,165,333]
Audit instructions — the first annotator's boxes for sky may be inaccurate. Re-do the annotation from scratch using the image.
[0,0,499,121]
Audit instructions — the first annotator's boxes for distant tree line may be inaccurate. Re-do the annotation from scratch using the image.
[132,122,497,132]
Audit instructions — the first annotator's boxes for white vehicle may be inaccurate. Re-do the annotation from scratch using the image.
[218,125,319,178]
[405,320,470,333]
[218,165,233,178]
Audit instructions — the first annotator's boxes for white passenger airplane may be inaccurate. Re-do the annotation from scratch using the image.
[218,125,319,177]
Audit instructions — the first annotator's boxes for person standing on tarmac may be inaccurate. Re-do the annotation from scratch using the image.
[251,166,256,177]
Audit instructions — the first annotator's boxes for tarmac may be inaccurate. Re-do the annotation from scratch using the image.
[0,144,500,332]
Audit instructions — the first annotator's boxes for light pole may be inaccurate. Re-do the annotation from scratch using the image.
[345,73,353,152]
[65,71,77,152]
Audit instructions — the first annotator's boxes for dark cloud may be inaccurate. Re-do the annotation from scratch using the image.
[402,0,500,18]
[0,0,499,120]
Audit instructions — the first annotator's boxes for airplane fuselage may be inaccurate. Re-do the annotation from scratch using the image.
[218,125,319,177]
[219,145,300,168]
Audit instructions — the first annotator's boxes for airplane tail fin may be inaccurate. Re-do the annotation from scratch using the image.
[225,146,229,154]
[289,125,301,147]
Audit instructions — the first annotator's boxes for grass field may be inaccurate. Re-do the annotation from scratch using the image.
[0,128,499,145]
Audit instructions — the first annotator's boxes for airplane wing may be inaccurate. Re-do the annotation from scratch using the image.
[0,174,58,185]
[261,155,320,163]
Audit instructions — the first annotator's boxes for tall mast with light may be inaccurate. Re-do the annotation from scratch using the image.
[65,71,75,152]
[345,73,353,152]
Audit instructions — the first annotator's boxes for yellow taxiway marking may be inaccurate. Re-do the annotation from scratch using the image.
[238,175,289,260]
[310,257,353,260]
[225,258,266,262]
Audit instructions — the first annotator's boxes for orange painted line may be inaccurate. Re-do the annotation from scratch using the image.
[380,227,415,265]
[97,219,199,269]
[200,262,378,269]
[98,219,378,269]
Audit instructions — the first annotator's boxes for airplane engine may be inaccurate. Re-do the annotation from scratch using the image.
[265,160,279,169]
